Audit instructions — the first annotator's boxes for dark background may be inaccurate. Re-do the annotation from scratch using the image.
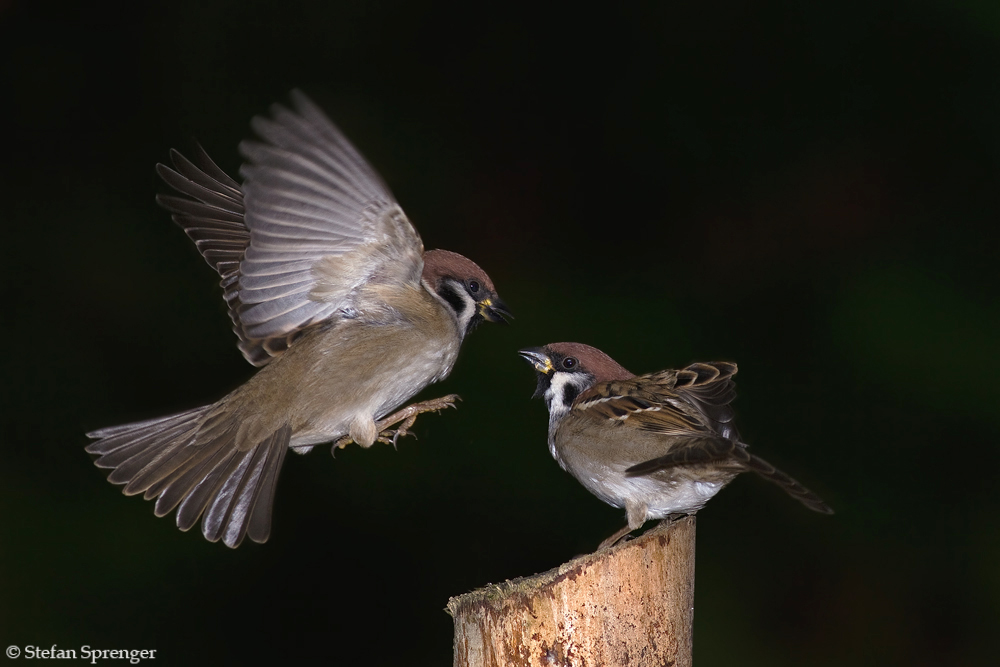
[2,1,997,664]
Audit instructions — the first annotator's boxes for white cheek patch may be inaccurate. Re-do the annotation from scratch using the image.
[545,372,588,420]
[453,293,478,333]
[429,278,479,336]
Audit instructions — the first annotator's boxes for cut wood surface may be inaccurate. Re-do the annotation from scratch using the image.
[447,516,696,667]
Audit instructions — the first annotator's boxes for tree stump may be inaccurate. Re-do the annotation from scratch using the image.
[447,516,696,667]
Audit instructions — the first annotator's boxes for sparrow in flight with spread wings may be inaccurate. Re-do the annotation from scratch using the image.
[86,91,510,548]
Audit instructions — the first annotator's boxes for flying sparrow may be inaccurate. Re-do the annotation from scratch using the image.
[519,343,832,549]
[86,91,510,548]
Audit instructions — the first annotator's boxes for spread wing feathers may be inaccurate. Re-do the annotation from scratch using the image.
[86,409,291,547]
[237,89,424,343]
[574,361,739,439]
[156,145,246,281]
[156,147,286,367]
[625,440,834,515]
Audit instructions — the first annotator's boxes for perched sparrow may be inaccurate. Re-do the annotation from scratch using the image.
[519,343,832,549]
[86,91,510,548]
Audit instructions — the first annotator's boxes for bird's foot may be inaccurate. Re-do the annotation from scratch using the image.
[330,395,460,454]
[375,413,418,447]
[332,434,354,451]
[374,394,461,449]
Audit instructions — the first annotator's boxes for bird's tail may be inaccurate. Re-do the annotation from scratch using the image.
[86,405,290,547]
[740,451,834,515]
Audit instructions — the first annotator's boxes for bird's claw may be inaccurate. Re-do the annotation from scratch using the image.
[331,394,461,455]
[371,394,461,449]
[376,413,419,449]
[331,435,355,456]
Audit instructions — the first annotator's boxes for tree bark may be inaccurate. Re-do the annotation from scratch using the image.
[447,516,696,667]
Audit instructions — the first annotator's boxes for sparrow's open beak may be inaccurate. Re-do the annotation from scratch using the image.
[518,348,554,399]
[518,348,553,374]
[479,296,513,324]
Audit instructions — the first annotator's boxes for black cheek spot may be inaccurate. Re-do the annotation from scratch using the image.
[562,383,580,406]
[438,283,467,317]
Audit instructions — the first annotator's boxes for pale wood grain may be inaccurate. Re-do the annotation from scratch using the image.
[448,516,696,667]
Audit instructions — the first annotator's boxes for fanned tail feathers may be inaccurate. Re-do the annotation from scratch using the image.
[86,408,290,547]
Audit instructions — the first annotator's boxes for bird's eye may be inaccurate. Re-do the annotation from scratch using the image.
[563,357,577,369]
[468,280,481,294]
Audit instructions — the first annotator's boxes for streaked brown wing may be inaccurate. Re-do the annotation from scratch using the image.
[572,378,708,437]
[646,362,740,441]
[572,361,739,439]
[626,432,835,515]
[624,436,741,476]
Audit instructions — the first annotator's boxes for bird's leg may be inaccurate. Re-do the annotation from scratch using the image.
[598,524,637,550]
[333,394,461,452]
[598,500,651,550]
[374,394,461,447]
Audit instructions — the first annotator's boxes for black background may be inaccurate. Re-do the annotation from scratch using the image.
[2,1,998,665]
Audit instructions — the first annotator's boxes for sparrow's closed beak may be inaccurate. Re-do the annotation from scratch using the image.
[518,348,554,399]
[479,296,512,324]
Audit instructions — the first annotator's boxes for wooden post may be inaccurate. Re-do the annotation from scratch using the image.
[447,516,696,667]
